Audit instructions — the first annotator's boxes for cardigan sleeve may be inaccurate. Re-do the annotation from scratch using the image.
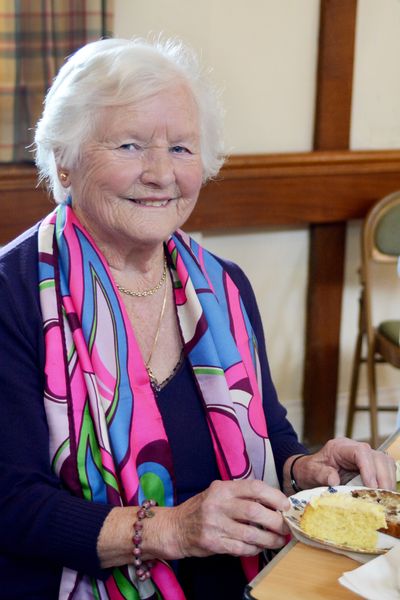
[0,231,113,579]
[219,258,308,487]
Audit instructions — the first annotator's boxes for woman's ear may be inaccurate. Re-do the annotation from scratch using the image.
[58,169,70,187]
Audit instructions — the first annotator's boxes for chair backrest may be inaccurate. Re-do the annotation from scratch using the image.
[363,190,400,264]
[362,190,400,339]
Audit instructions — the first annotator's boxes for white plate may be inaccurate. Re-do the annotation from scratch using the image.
[282,485,400,562]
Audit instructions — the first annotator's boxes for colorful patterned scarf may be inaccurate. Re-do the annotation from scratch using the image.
[38,202,279,599]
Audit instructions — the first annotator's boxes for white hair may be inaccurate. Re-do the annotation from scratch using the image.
[34,37,225,203]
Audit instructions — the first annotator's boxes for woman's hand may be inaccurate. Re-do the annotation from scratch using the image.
[283,437,397,495]
[97,480,290,568]
[149,479,291,560]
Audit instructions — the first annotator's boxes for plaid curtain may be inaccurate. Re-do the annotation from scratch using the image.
[0,0,114,162]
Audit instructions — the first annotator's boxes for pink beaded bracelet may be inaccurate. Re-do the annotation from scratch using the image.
[132,499,157,581]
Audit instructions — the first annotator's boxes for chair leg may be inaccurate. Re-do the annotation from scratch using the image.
[346,329,363,438]
[366,345,379,448]
[346,290,365,439]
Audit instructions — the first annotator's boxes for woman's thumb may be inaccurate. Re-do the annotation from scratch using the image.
[325,467,340,487]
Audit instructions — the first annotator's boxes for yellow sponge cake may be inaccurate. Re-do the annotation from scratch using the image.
[300,491,387,551]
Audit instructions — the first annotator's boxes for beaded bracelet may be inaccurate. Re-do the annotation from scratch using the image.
[132,499,157,581]
[289,454,308,493]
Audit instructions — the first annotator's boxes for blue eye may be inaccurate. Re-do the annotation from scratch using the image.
[170,145,190,154]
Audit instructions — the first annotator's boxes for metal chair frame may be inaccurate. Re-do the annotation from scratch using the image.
[346,191,400,448]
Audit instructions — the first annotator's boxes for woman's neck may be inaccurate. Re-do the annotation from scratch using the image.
[101,242,167,295]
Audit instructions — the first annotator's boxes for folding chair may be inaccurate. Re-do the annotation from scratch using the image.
[346,191,400,448]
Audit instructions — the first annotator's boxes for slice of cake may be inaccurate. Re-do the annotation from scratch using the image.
[351,489,400,539]
[300,491,387,551]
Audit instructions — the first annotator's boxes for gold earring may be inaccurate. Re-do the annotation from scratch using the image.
[60,172,68,182]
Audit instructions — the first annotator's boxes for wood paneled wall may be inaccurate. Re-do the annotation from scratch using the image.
[2,149,400,243]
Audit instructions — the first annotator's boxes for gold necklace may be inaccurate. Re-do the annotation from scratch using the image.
[116,256,167,297]
[146,280,168,391]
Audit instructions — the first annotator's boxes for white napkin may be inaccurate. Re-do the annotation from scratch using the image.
[339,545,400,599]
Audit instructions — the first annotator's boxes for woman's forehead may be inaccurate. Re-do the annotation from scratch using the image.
[95,87,200,141]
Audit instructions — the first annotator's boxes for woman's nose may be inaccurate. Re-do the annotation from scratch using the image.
[140,147,175,187]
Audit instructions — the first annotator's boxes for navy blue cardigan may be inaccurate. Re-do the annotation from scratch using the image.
[0,224,306,599]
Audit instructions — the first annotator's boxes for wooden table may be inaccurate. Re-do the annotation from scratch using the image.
[245,430,400,599]
[247,542,359,600]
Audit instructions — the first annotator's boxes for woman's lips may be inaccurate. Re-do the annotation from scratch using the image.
[127,197,172,207]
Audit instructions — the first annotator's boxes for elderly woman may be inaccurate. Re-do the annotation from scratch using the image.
[0,38,396,600]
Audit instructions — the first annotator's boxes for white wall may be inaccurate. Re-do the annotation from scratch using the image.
[114,0,400,441]
[114,0,320,153]
[351,0,400,150]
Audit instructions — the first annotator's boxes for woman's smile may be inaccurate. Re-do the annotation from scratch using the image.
[126,196,176,207]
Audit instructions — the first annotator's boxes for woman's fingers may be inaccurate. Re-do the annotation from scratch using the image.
[217,519,288,556]
[179,504,287,557]
[357,449,396,490]
[295,438,397,491]
[207,478,291,512]
[172,480,290,558]
[222,496,289,536]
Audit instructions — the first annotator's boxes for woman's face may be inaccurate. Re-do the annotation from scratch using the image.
[67,82,203,254]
